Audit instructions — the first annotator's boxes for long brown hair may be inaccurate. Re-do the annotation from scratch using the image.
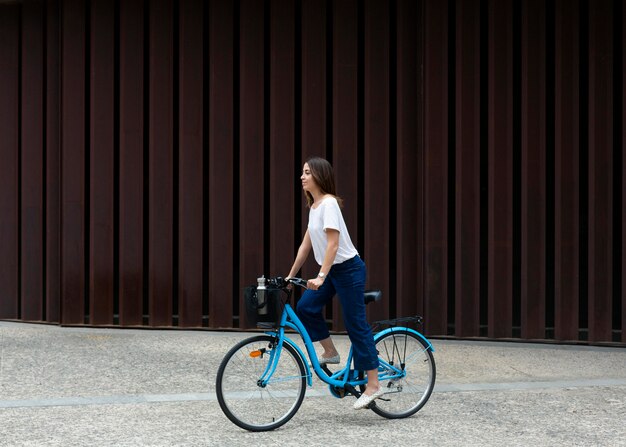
[303,157,343,208]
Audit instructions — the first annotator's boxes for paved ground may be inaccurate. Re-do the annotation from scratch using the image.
[0,321,625,446]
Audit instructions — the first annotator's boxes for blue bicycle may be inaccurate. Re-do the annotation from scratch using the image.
[216,277,436,432]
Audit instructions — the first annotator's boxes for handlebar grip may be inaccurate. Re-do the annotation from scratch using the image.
[287,277,308,289]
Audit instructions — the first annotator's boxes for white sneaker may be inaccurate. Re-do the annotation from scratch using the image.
[319,354,340,364]
[353,387,385,410]
[310,354,341,368]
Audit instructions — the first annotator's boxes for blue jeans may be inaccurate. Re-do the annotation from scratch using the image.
[296,256,379,371]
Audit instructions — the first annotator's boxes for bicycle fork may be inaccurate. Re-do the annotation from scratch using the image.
[255,333,313,388]
[256,335,284,388]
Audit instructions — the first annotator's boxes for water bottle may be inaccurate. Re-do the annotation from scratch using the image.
[257,276,267,315]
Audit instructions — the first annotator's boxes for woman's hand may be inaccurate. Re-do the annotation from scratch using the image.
[284,276,293,289]
[307,276,325,290]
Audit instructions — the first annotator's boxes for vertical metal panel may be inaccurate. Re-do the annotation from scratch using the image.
[396,0,422,318]
[301,0,334,324]
[423,0,448,335]
[46,0,61,323]
[520,0,546,339]
[623,0,626,344]
[487,0,513,338]
[118,0,144,326]
[454,0,481,337]
[301,0,326,160]
[178,0,203,327]
[148,0,173,326]
[0,5,20,319]
[239,0,265,328]
[300,0,326,286]
[331,0,359,331]
[61,0,86,324]
[332,0,360,244]
[554,0,580,341]
[208,0,234,328]
[364,0,390,319]
[21,0,45,321]
[269,0,295,280]
[89,0,115,325]
[587,0,613,342]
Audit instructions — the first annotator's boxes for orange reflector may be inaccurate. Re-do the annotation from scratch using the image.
[249,350,262,358]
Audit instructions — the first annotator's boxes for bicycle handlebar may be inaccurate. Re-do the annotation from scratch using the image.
[264,276,308,290]
[286,277,308,289]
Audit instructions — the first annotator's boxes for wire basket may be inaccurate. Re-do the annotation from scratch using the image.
[243,285,284,328]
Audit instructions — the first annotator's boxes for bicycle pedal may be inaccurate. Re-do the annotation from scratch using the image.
[329,385,346,399]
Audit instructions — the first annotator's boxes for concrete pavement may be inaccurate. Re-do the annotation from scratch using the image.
[1,321,625,446]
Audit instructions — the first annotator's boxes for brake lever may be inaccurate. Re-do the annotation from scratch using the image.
[287,277,308,289]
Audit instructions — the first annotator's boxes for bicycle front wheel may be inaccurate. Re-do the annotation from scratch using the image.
[369,329,436,418]
[216,335,307,431]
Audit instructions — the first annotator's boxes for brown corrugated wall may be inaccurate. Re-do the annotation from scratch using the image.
[0,0,624,344]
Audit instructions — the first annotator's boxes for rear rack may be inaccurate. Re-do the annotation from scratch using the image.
[371,315,423,331]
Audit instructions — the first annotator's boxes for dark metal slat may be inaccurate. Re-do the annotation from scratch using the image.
[178,0,204,327]
[300,0,326,295]
[331,0,359,331]
[623,0,626,344]
[118,0,144,326]
[61,0,87,325]
[554,0,580,341]
[364,0,390,320]
[208,0,234,328]
[21,0,45,321]
[396,0,422,319]
[238,0,265,329]
[89,0,115,325]
[454,0,481,337]
[487,0,513,338]
[520,0,546,339]
[148,0,174,326]
[46,0,62,324]
[301,0,326,161]
[587,0,613,342]
[0,5,20,320]
[268,0,295,282]
[423,0,449,336]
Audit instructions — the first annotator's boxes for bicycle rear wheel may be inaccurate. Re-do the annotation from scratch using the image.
[216,335,307,431]
[368,329,436,418]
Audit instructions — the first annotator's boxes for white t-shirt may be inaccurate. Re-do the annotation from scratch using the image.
[308,197,359,266]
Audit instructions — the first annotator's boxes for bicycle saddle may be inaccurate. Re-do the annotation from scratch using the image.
[364,290,382,304]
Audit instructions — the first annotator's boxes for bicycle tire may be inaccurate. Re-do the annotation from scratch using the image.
[216,335,307,431]
[365,329,436,419]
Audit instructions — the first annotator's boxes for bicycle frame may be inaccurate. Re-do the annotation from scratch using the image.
[257,301,434,391]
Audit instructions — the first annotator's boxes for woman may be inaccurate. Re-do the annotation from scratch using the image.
[286,157,384,410]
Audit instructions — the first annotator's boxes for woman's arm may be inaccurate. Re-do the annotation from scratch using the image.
[307,229,338,290]
[287,230,312,278]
